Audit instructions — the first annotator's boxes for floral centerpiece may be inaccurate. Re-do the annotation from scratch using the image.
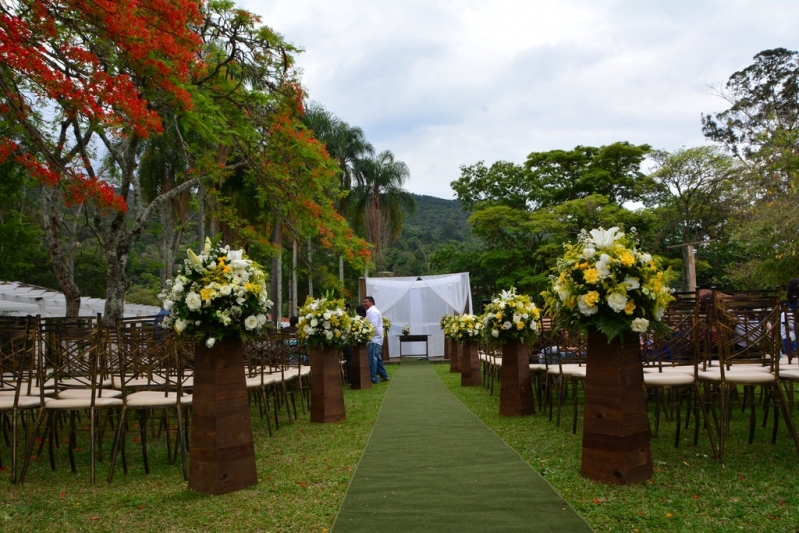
[451,314,483,342]
[382,316,392,333]
[401,324,411,335]
[296,295,351,349]
[481,288,541,344]
[541,226,675,341]
[159,237,272,348]
[440,314,456,339]
[347,315,375,346]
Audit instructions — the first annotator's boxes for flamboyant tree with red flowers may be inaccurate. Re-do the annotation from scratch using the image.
[0,0,371,320]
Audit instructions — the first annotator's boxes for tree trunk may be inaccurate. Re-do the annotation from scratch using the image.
[41,186,81,318]
[271,219,282,327]
[307,237,313,298]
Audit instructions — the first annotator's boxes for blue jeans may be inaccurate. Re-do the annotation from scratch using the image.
[368,342,389,383]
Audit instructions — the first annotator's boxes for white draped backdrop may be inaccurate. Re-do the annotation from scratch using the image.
[364,273,472,358]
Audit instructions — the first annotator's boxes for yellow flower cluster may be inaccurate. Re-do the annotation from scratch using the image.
[481,288,541,344]
[541,227,674,340]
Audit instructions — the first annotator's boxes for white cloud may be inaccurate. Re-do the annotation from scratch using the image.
[240,0,799,199]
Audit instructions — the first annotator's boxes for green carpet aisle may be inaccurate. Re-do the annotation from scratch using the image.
[332,359,592,532]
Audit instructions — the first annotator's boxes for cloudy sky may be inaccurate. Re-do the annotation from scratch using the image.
[240,0,799,200]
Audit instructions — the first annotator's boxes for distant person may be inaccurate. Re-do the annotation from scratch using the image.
[363,296,389,384]
[284,315,299,332]
[782,278,799,356]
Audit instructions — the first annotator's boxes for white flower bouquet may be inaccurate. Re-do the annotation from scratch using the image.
[481,288,541,344]
[382,316,392,332]
[296,296,351,349]
[401,324,411,335]
[541,226,675,341]
[347,315,375,346]
[450,314,483,342]
[159,237,272,348]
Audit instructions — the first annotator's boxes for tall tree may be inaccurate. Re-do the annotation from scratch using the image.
[702,48,799,287]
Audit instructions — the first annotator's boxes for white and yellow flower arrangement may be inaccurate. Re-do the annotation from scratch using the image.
[451,314,483,343]
[159,237,272,348]
[382,316,392,333]
[296,295,351,349]
[347,315,375,346]
[401,324,411,336]
[541,226,675,341]
[480,288,541,344]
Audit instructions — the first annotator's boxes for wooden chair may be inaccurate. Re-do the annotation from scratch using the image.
[0,316,42,484]
[107,319,192,482]
[697,290,799,460]
[21,315,123,483]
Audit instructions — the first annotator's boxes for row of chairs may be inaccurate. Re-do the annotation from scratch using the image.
[475,288,799,460]
[0,315,310,484]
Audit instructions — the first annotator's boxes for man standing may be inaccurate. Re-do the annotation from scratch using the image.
[363,296,390,384]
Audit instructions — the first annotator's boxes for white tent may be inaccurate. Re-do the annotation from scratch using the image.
[0,281,161,318]
[364,273,472,358]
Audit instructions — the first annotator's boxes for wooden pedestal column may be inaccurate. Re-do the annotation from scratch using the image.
[499,339,535,416]
[444,337,451,361]
[350,344,372,390]
[310,345,346,423]
[381,339,389,362]
[450,340,461,373]
[460,340,482,387]
[581,328,652,485]
[189,337,257,495]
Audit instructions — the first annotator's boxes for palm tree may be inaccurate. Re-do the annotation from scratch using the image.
[303,102,374,288]
[351,150,416,266]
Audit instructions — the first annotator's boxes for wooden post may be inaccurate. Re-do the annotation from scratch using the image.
[460,340,482,387]
[450,341,461,373]
[581,328,652,485]
[350,344,372,390]
[189,337,257,495]
[444,337,451,361]
[499,340,534,416]
[310,345,346,423]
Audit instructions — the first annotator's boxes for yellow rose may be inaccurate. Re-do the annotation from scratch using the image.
[583,268,599,284]
[624,300,636,315]
[584,291,600,306]
[200,288,213,301]
[618,251,634,267]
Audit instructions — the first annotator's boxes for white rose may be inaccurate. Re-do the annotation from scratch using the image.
[220,284,232,296]
[185,292,202,311]
[631,318,649,332]
[163,300,174,311]
[245,315,259,330]
[205,337,216,348]
[325,330,334,340]
[606,292,628,313]
[174,318,188,333]
[640,253,652,263]
[257,313,267,326]
[503,321,513,330]
[622,276,640,290]
[491,329,499,338]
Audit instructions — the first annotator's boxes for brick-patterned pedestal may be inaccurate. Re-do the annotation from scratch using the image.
[499,340,534,416]
[189,337,257,495]
[581,329,652,485]
[310,345,346,423]
[350,344,372,390]
[450,340,461,373]
[460,341,482,387]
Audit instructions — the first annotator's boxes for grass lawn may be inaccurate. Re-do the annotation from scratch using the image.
[2,362,798,532]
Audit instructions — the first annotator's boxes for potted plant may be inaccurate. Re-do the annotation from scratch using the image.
[159,237,272,495]
[480,288,541,416]
[297,295,351,422]
[541,226,675,485]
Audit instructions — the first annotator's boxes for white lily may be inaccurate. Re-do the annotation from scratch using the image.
[589,226,624,248]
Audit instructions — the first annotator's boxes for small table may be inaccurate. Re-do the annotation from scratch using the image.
[398,334,430,359]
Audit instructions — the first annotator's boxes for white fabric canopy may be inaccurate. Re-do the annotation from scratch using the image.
[365,273,472,357]
[0,281,160,318]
